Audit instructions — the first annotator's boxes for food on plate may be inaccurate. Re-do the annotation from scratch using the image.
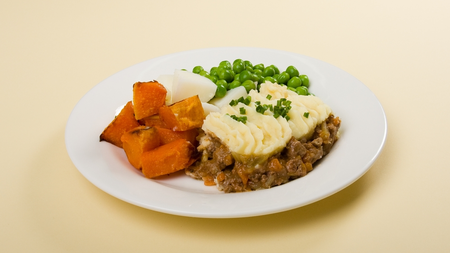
[185,81,341,192]
[167,69,217,103]
[99,101,141,148]
[208,86,247,109]
[141,139,197,179]
[201,102,220,117]
[100,80,204,179]
[121,126,161,169]
[155,127,198,146]
[155,74,174,104]
[158,95,204,131]
[139,114,167,128]
[189,59,314,101]
[133,81,167,120]
[99,58,340,193]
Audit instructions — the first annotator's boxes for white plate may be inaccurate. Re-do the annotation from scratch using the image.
[65,47,387,218]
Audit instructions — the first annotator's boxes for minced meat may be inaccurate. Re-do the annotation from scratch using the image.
[185,114,341,193]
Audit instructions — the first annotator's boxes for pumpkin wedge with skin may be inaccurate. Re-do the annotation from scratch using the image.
[155,126,199,146]
[159,95,204,131]
[141,139,197,179]
[139,114,167,128]
[100,101,140,148]
[133,81,167,120]
[121,126,161,170]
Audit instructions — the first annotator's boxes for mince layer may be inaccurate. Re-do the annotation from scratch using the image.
[185,114,341,192]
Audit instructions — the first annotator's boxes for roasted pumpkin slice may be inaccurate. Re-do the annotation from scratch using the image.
[133,81,167,120]
[99,101,140,148]
[139,114,167,128]
[141,139,197,179]
[159,95,204,131]
[155,126,199,146]
[121,126,161,170]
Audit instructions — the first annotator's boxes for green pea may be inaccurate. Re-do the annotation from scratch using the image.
[242,80,256,93]
[207,75,218,83]
[210,67,218,77]
[287,76,302,88]
[239,70,253,83]
[253,69,263,76]
[215,83,227,98]
[234,73,240,81]
[193,66,204,74]
[233,59,243,65]
[219,60,232,70]
[277,71,290,84]
[296,86,309,95]
[286,66,299,78]
[251,73,260,82]
[243,60,253,69]
[245,66,254,72]
[270,65,280,74]
[258,75,266,84]
[300,75,309,87]
[217,68,234,82]
[216,79,228,90]
[229,80,242,89]
[199,70,208,77]
[264,76,277,83]
[233,61,245,74]
[273,74,280,83]
[262,66,276,77]
[253,63,264,71]
[252,70,263,84]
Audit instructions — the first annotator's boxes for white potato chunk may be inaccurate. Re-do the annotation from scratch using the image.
[172,70,217,103]
[156,74,174,105]
[208,86,247,109]
[201,102,220,117]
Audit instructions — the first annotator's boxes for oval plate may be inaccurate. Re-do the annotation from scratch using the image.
[65,47,387,218]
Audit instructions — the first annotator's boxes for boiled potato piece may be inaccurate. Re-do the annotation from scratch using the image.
[201,102,220,117]
[208,86,247,109]
[172,70,217,103]
[156,74,174,105]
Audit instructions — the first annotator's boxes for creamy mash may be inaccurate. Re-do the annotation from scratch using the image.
[202,81,332,164]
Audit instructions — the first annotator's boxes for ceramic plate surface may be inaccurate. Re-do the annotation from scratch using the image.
[65,47,387,218]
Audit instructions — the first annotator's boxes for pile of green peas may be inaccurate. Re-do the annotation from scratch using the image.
[190,59,311,99]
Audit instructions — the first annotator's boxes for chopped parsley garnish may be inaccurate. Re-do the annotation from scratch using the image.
[229,99,238,106]
[227,114,247,124]
[273,98,292,119]
[243,96,252,105]
[229,95,292,122]
[255,105,264,114]
[229,96,251,106]
[303,112,310,118]
[256,104,269,114]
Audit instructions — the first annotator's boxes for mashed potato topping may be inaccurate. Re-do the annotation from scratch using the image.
[202,81,332,164]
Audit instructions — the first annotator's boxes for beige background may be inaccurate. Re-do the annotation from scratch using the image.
[2,0,450,252]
